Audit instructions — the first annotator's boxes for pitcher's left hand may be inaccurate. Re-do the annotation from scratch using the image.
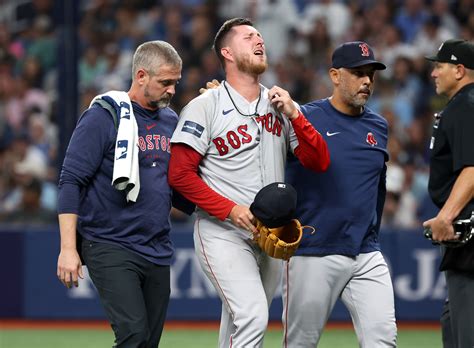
[268,86,299,120]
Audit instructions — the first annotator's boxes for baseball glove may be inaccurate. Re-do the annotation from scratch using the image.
[254,219,303,260]
[424,213,474,248]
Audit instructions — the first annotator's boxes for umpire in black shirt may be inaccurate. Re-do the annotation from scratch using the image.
[423,39,474,348]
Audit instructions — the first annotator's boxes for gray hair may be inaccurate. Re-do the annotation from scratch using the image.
[131,40,182,79]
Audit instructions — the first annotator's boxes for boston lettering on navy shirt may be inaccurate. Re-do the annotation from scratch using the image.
[58,102,178,265]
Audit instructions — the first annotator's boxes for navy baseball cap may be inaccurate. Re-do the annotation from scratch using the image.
[425,39,474,69]
[332,41,386,70]
[250,182,297,228]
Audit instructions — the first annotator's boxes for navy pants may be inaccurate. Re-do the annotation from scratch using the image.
[82,239,170,348]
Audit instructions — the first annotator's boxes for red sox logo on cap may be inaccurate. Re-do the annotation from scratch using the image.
[359,43,370,57]
[366,132,377,146]
[331,41,386,70]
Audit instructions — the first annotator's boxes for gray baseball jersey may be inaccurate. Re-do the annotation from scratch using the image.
[171,81,299,217]
[171,81,300,347]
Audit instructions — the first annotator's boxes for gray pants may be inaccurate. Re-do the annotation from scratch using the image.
[282,252,397,347]
[442,270,474,348]
[82,239,170,348]
[193,218,282,348]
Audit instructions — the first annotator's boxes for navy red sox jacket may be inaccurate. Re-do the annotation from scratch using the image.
[57,102,179,265]
[286,98,388,256]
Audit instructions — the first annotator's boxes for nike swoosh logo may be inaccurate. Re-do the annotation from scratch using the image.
[326,131,340,137]
[222,108,234,115]
[146,123,157,131]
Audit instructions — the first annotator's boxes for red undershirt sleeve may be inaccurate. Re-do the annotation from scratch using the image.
[168,143,236,221]
[291,110,330,172]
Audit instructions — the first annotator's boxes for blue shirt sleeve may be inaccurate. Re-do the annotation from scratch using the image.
[57,106,115,214]
[375,163,387,233]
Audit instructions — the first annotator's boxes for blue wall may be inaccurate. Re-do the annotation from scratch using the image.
[0,224,445,321]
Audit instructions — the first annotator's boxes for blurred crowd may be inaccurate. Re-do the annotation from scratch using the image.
[1,0,473,228]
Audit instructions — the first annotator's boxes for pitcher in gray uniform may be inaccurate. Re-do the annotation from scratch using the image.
[168,18,330,347]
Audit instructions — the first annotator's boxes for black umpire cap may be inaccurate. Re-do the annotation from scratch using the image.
[332,41,386,70]
[250,182,297,228]
[425,39,474,69]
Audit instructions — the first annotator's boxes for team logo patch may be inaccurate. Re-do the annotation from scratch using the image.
[359,43,370,57]
[366,132,377,146]
[182,121,204,138]
[119,101,131,120]
[116,140,128,159]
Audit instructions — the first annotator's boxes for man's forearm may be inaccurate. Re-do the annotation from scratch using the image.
[58,213,79,250]
[439,166,474,222]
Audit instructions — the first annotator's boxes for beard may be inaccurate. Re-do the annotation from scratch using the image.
[339,77,371,109]
[236,53,267,75]
[149,96,171,109]
[345,91,369,109]
[144,86,171,109]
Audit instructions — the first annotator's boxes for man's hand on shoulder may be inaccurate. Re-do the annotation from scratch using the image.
[199,79,220,94]
[268,86,299,120]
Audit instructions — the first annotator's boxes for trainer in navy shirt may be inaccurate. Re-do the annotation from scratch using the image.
[58,102,178,265]
[56,41,182,348]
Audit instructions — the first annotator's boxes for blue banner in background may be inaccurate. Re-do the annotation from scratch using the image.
[0,224,445,321]
[0,231,24,317]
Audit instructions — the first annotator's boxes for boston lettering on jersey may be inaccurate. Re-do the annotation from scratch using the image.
[213,112,282,156]
[212,124,252,155]
[255,113,282,136]
[138,134,171,153]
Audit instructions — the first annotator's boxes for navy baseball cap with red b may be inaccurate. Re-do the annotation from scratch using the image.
[250,182,297,228]
[332,41,386,70]
[425,39,474,69]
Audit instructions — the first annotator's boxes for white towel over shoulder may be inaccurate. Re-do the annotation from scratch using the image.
[90,91,140,202]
